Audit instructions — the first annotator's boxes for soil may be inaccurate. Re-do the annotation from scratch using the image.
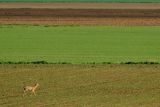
[0,3,160,9]
[0,3,160,25]
[0,16,160,25]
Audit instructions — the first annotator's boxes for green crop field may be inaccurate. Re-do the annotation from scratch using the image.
[0,0,159,2]
[0,64,160,107]
[0,25,160,64]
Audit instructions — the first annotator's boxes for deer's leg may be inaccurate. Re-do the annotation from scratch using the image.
[34,91,36,96]
[23,90,26,97]
[32,90,36,96]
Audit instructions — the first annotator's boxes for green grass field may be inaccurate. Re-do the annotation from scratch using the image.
[0,25,160,63]
[0,0,159,2]
[0,64,160,107]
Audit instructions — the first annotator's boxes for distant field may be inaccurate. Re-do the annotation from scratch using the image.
[0,64,160,107]
[0,0,160,2]
[0,25,160,63]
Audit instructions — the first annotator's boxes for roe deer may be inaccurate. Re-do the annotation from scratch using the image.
[23,83,39,96]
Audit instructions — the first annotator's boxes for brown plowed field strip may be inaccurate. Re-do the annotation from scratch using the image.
[0,3,160,9]
[1,9,160,17]
[0,3,160,25]
[1,16,160,25]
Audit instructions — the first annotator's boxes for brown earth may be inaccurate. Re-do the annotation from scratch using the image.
[1,16,160,25]
[0,3,160,25]
[0,3,160,9]
[1,9,160,17]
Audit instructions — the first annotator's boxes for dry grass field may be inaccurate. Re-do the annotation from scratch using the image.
[0,64,160,107]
